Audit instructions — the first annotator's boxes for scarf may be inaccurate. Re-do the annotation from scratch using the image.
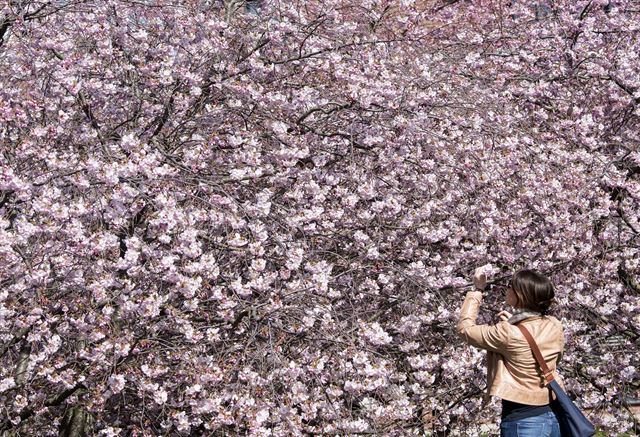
[507,308,543,325]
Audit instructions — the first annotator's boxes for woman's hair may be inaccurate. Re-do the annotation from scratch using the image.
[510,269,556,315]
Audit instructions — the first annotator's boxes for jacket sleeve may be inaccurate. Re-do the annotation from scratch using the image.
[456,290,512,352]
[557,322,565,363]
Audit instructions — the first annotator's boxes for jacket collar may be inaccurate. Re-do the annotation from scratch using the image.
[508,308,542,325]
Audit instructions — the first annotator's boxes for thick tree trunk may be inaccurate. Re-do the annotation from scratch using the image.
[59,406,94,437]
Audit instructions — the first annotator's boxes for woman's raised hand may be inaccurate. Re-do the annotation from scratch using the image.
[497,310,513,322]
[473,266,488,290]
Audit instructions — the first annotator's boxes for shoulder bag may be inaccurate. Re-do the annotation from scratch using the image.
[516,323,596,437]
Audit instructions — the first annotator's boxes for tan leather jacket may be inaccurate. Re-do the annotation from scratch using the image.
[456,291,565,405]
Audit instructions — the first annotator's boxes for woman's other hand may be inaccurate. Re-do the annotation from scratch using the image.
[497,310,513,322]
[473,266,488,290]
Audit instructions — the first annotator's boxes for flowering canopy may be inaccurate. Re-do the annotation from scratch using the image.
[1,0,639,435]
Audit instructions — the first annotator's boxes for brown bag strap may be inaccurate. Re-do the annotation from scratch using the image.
[516,324,555,386]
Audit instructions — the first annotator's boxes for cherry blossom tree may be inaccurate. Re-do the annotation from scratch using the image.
[0,0,638,435]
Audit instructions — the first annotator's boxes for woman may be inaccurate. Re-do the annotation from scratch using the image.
[456,267,565,437]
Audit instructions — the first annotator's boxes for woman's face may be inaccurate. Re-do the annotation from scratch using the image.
[506,286,519,308]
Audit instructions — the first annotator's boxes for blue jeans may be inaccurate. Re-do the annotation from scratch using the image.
[500,411,561,437]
